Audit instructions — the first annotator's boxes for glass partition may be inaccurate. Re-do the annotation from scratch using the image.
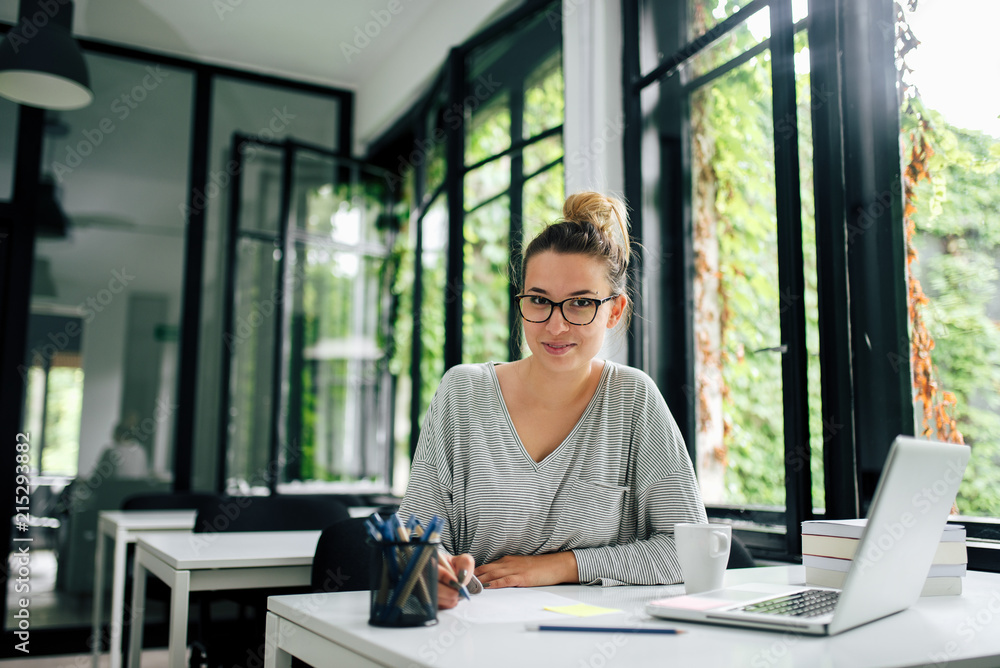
[194,77,342,491]
[9,51,193,633]
[220,141,397,494]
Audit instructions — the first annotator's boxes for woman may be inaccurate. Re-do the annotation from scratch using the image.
[398,192,707,609]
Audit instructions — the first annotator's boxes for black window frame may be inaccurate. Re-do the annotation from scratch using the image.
[622,0,1000,571]
[366,0,564,457]
[0,25,354,655]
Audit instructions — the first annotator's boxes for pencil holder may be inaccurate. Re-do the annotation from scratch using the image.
[369,540,439,627]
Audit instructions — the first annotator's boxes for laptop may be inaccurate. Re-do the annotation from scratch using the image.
[646,436,970,635]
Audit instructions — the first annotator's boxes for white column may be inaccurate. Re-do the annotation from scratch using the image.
[562,0,625,198]
[562,0,628,363]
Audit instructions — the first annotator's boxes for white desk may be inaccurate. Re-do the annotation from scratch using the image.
[92,510,198,668]
[128,530,320,668]
[264,566,1000,668]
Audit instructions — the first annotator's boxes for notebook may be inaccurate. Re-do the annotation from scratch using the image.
[646,436,970,635]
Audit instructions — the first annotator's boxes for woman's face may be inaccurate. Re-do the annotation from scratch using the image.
[520,251,626,373]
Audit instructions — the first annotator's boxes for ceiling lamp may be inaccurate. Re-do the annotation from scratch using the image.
[0,0,93,110]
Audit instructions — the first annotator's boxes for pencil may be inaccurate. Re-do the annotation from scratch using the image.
[525,624,686,635]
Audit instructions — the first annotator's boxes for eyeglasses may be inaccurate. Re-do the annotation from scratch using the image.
[514,294,618,326]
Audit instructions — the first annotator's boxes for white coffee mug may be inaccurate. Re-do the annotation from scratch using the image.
[675,523,732,594]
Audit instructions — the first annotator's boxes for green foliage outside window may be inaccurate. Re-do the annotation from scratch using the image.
[903,100,1000,516]
[690,23,824,510]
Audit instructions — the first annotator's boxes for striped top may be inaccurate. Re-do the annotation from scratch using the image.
[398,361,707,586]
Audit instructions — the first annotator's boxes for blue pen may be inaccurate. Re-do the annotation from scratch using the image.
[436,547,472,601]
[526,625,686,635]
[363,517,383,543]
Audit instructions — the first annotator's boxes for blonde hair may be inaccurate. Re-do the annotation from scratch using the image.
[520,191,632,297]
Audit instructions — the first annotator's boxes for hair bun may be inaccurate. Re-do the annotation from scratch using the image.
[562,192,619,233]
[562,191,630,260]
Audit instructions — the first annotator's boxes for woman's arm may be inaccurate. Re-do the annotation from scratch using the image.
[571,473,707,586]
[475,473,707,588]
[474,551,578,588]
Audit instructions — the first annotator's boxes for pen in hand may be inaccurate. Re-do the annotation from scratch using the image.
[438,553,472,601]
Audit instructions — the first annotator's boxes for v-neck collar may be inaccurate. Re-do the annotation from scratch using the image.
[487,361,612,469]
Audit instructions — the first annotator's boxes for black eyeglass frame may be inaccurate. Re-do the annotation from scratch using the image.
[513,294,620,326]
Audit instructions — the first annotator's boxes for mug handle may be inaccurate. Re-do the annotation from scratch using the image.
[710,530,731,558]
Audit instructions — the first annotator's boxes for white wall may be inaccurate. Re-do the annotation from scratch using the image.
[75,290,128,477]
[562,0,625,198]
[354,0,518,154]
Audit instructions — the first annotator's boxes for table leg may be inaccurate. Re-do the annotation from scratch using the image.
[167,569,191,668]
[92,526,106,668]
[109,528,128,668]
[265,612,292,668]
[127,554,147,668]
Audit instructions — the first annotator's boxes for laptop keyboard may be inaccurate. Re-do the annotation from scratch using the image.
[737,589,840,618]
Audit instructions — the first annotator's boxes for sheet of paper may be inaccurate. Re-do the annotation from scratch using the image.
[443,589,623,624]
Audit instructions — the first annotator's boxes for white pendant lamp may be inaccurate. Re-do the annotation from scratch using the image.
[0,0,93,110]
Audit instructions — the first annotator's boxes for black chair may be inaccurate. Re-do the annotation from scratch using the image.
[123,491,224,516]
[311,517,374,594]
[727,534,756,569]
[193,494,350,534]
[191,495,351,668]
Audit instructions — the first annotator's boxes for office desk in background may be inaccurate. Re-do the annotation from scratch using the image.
[128,530,320,668]
[264,566,1000,668]
[92,510,198,668]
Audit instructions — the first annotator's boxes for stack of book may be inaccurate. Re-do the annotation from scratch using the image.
[801,518,967,596]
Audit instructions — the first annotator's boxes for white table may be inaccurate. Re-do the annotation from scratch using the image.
[264,566,1000,668]
[92,510,198,668]
[128,530,320,668]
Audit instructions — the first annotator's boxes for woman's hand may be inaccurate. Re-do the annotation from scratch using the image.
[474,551,578,589]
[437,552,475,609]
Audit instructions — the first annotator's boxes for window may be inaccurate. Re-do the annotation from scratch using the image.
[628,0,815,557]
[625,0,999,569]
[369,0,564,473]
[9,50,194,631]
[196,76,346,492]
[218,140,398,493]
[22,314,85,476]
[898,1,1000,520]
